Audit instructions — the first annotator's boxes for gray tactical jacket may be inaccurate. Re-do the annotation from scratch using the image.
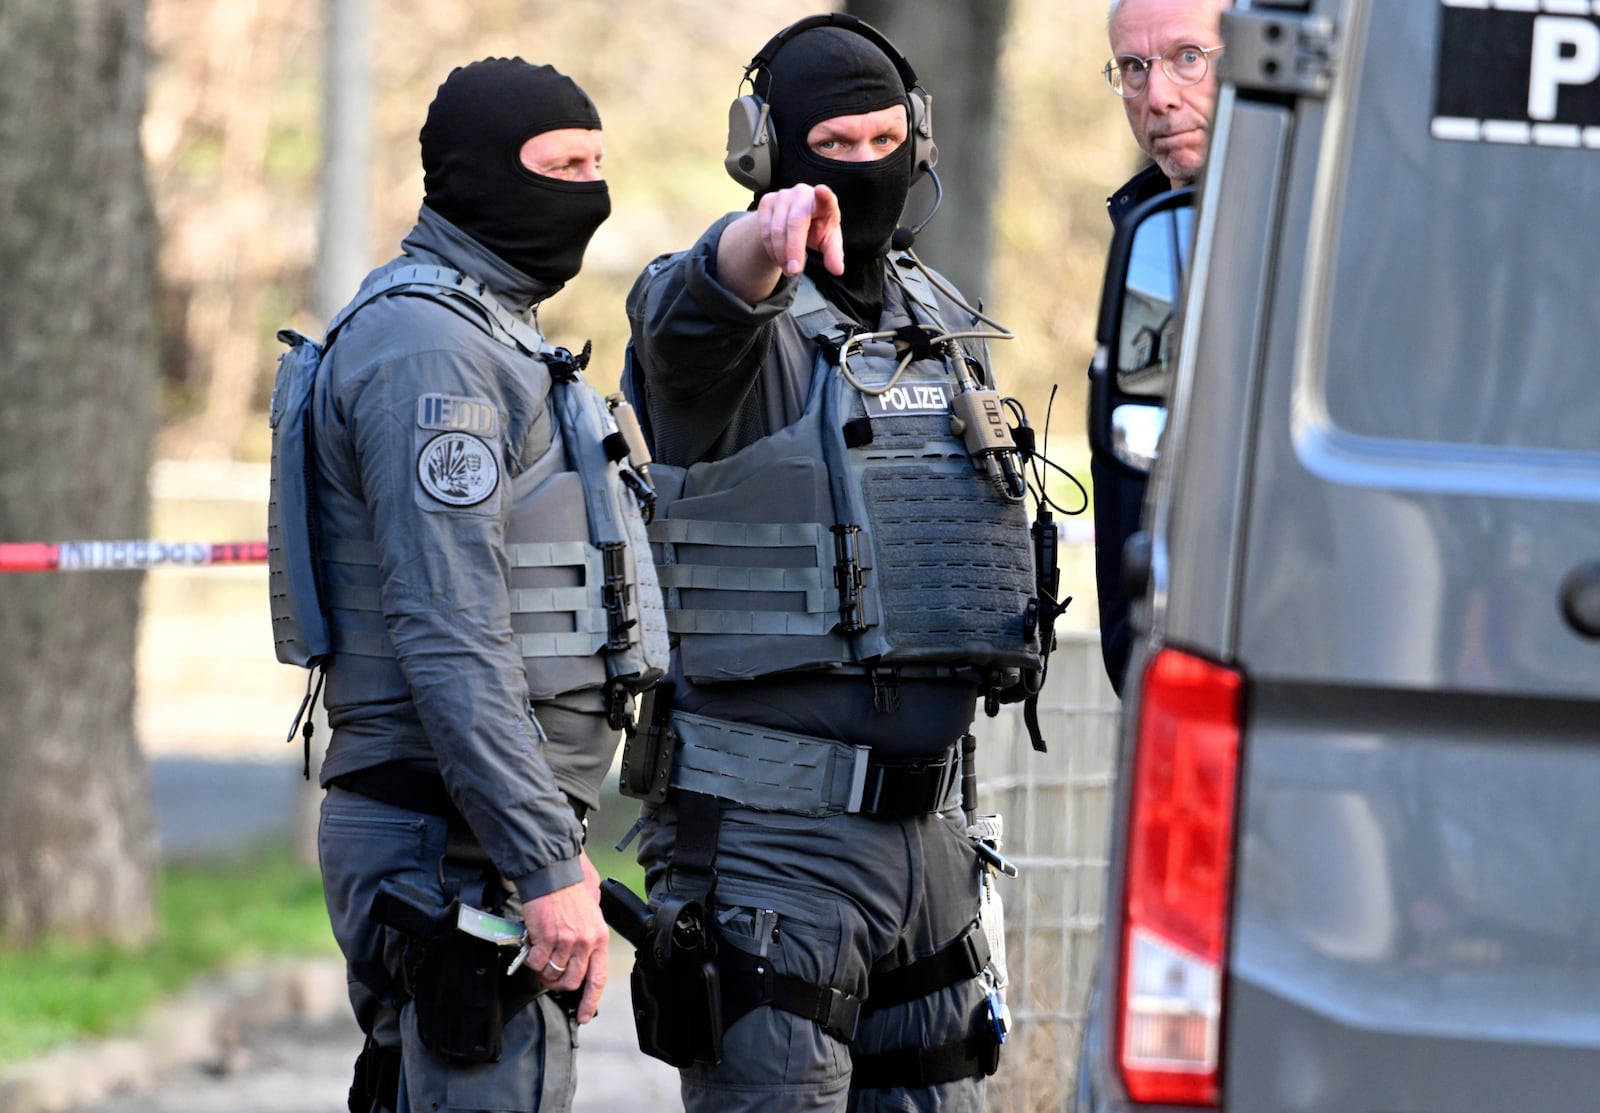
[313,206,585,902]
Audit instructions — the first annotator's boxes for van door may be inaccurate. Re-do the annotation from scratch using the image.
[1222,2,1600,1110]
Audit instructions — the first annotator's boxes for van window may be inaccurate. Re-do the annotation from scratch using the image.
[1312,4,1600,456]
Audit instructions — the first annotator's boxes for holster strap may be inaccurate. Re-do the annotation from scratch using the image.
[849,1031,1000,1091]
[863,919,990,1015]
[668,711,959,818]
[720,948,863,1044]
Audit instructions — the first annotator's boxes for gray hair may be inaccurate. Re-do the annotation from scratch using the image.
[1110,0,1232,29]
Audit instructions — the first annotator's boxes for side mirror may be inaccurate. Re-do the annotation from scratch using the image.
[1088,187,1196,474]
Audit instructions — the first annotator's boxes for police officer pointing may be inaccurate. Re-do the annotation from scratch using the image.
[278,59,664,1113]
[619,15,1040,1112]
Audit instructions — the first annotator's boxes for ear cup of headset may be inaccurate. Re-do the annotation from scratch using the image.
[908,90,937,175]
[724,94,775,192]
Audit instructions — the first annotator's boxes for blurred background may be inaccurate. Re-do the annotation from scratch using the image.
[146,0,1133,461]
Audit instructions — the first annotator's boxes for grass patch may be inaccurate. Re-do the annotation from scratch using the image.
[0,801,652,1071]
[0,840,336,1070]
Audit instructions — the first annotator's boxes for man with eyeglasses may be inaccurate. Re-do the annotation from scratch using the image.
[1092,0,1229,696]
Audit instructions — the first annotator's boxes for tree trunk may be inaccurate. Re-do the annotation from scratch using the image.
[0,0,161,946]
[847,0,1012,301]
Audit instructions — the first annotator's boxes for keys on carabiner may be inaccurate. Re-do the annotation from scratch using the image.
[506,932,532,976]
[986,983,1010,1044]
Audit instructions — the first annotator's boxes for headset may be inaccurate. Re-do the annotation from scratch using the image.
[724,12,938,194]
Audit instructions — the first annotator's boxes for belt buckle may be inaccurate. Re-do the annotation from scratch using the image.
[854,748,954,817]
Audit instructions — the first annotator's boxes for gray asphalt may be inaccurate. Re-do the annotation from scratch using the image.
[149,757,303,859]
[60,946,678,1113]
[53,758,683,1113]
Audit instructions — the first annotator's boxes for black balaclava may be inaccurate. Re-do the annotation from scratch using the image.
[756,27,915,325]
[420,58,610,293]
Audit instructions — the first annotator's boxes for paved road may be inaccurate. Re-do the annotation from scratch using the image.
[61,946,679,1113]
[149,757,303,859]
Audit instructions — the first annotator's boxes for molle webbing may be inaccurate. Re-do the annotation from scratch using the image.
[319,536,617,661]
[666,711,959,817]
[646,517,840,636]
[858,461,1035,655]
[647,265,1038,684]
[321,537,392,659]
[505,540,613,658]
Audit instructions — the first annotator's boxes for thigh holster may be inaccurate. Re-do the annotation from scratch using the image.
[849,918,1002,1091]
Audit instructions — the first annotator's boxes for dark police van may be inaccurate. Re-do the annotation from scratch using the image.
[1079,2,1600,1110]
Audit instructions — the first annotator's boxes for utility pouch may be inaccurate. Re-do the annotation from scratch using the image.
[618,682,676,803]
[347,1033,401,1113]
[412,926,507,1065]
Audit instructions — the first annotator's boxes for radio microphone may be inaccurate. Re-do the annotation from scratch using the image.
[890,164,943,252]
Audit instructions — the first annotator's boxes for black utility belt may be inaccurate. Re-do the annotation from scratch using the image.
[631,708,962,818]
[331,761,463,823]
[331,761,588,827]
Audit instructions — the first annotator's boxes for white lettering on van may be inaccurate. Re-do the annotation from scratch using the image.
[1529,16,1600,121]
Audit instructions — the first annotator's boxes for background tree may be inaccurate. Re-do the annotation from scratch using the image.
[848,0,1013,301]
[0,0,161,945]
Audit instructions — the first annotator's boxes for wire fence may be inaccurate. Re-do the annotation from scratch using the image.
[974,633,1120,1113]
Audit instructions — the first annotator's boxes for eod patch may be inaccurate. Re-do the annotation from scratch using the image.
[1433,1,1600,148]
[418,432,499,506]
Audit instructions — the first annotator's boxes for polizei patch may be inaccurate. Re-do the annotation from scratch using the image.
[1433,2,1600,148]
[862,380,951,418]
[418,432,499,506]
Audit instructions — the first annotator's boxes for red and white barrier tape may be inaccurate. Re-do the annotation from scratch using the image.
[0,540,268,573]
[0,520,1095,575]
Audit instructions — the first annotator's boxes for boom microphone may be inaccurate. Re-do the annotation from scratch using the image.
[891,164,943,252]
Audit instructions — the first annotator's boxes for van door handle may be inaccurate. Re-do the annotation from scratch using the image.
[1559,561,1600,639]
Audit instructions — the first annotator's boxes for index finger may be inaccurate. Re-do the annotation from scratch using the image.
[782,190,815,276]
[575,944,608,1024]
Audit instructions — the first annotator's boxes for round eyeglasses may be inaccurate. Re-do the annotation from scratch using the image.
[1102,42,1224,98]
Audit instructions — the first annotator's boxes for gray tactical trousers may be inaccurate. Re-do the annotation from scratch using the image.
[319,786,578,1113]
[636,802,991,1113]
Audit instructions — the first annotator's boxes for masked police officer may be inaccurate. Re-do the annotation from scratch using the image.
[619,15,1040,1112]
[285,58,665,1113]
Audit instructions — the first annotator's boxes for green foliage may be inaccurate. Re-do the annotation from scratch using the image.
[0,818,649,1071]
[587,786,649,896]
[0,841,336,1069]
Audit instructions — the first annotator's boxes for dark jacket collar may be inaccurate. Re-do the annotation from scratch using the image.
[399,205,562,313]
[1106,163,1171,227]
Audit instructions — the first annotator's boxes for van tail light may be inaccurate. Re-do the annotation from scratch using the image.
[1117,648,1243,1106]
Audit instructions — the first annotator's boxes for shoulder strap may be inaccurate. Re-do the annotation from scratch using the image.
[324,263,549,357]
[886,252,950,329]
[789,261,953,345]
[787,277,849,344]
